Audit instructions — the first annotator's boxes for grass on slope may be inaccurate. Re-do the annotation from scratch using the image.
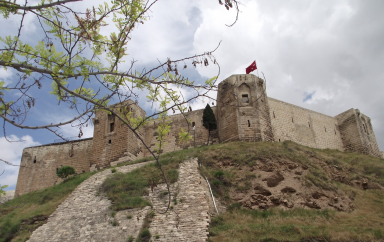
[2,141,384,242]
[102,140,384,241]
[195,141,384,242]
[208,188,384,242]
[0,171,96,242]
[101,155,181,211]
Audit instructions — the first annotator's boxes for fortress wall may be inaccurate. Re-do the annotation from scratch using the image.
[92,100,146,168]
[143,108,219,157]
[359,114,381,157]
[336,109,381,157]
[257,81,274,142]
[268,98,344,151]
[217,79,240,142]
[15,138,93,197]
[217,74,273,143]
[236,76,262,142]
[336,109,365,154]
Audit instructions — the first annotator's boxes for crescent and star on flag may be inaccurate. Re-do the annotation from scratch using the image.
[246,60,257,74]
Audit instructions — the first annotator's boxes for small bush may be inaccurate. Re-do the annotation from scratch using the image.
[212,180,223,187]
[111,168,117,173]
[214,170,225,179]
[127,235,134,242]
[210,215,224,227]
[56,166,75,179]
[167,169,179,183]
[111,218,119,226]
[137,229,151,242]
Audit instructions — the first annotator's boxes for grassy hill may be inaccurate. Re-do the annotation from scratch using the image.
[1,141,383,242]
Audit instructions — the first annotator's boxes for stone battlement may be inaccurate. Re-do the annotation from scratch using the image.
[15,74,382,196]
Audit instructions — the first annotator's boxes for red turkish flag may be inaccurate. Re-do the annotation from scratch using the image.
[246,61,257,74]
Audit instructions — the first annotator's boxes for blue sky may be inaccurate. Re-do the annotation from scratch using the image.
[2,0,384,191]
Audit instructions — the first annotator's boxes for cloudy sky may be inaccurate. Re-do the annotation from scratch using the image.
[1,0,384,191]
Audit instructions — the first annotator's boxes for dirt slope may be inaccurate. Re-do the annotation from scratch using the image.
[198,141,383,212]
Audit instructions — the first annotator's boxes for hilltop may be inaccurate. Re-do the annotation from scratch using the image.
[1,141,384,242]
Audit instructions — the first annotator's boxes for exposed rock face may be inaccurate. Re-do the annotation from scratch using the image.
[281,187,296,194]
[264,171,284,187]
[253,184,272,196]
[228,159,360,212]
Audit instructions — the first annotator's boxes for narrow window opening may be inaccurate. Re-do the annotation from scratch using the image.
[108,139,111,144]
[324,127,327,132]
[56,168,58,172]
[273,111,275,118]
[192,122,195,127]
[279,139,281,142]
[109,122,115,132]
[308,122,311,128]
[292,117,294,122]
[242,94,249,103]
[33,156,36,164]
[248,120,250,127]
[334,130,337,135]
[363,124,367,133]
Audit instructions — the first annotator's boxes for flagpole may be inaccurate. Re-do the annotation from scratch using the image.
[255,59,260,78]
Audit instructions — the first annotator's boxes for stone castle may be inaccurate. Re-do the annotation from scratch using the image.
[15,74,382,196]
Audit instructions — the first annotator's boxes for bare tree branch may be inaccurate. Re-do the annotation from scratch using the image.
[0,0,83,11]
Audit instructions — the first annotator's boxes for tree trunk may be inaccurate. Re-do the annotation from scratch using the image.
[207,129,210,145]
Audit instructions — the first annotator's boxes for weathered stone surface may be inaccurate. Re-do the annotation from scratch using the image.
[312,191,327,199]
[27,161,154,242]
[253,184,272,196]
[27,158,212,242]
[281,186,296,194]
[16,74,383,199]
[265,171,284,187]
[148,158,210,242]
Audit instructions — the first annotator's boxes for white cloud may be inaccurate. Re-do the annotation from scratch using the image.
[1,0,384,152]
[0,68,13,86]
[0,135,40,190]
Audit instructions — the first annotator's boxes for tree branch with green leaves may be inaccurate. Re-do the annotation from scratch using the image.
[0,0,241,213]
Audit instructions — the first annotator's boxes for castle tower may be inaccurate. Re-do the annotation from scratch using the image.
[335,108,381,157]
[91,100,147,169]
[217,74,274,143]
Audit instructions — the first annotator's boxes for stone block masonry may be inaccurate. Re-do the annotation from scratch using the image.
[147,158,210,242]
[27,161,155,242]
[15,138,93,197]
[26,158,210,242]
[15,74,383,197]
[269,98,344,151]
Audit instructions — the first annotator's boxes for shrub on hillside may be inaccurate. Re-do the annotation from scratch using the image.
[56,166,75,179]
